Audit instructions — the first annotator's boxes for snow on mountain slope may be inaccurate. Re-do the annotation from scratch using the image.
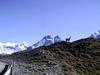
[0,35,62,54]
[90,30,100,39]
[31,35,62,49]
[33,35,53,48]
[0,42,28,54]
[54,35,62,43]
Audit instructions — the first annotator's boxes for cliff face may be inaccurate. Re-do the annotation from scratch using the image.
[2,38,100,75]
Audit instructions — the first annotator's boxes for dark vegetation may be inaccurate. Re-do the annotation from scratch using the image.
[2,38,100,75]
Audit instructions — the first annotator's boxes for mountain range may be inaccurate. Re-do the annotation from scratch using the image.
[0,30,100,55]
[0,42,28,54]
[0,35,62,54]
[0,31,100,75]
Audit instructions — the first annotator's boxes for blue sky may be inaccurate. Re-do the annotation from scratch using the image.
[0,0,100,45]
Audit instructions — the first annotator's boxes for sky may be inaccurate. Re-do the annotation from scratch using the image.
[0,0,100,45]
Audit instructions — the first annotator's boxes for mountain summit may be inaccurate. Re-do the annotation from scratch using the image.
[33,35,53,48]
[90,30,100,38]
[54,35,62,43]
[32,35,62,48]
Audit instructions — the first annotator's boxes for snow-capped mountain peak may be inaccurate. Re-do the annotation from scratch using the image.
[95,31,100,35]
[0,42,28,54]
[32,35,62,49]
[43,35,53,40]
[90,30,100,39]
[0,35,62,54]
[33,35,53,48]
[54,35,62,43]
